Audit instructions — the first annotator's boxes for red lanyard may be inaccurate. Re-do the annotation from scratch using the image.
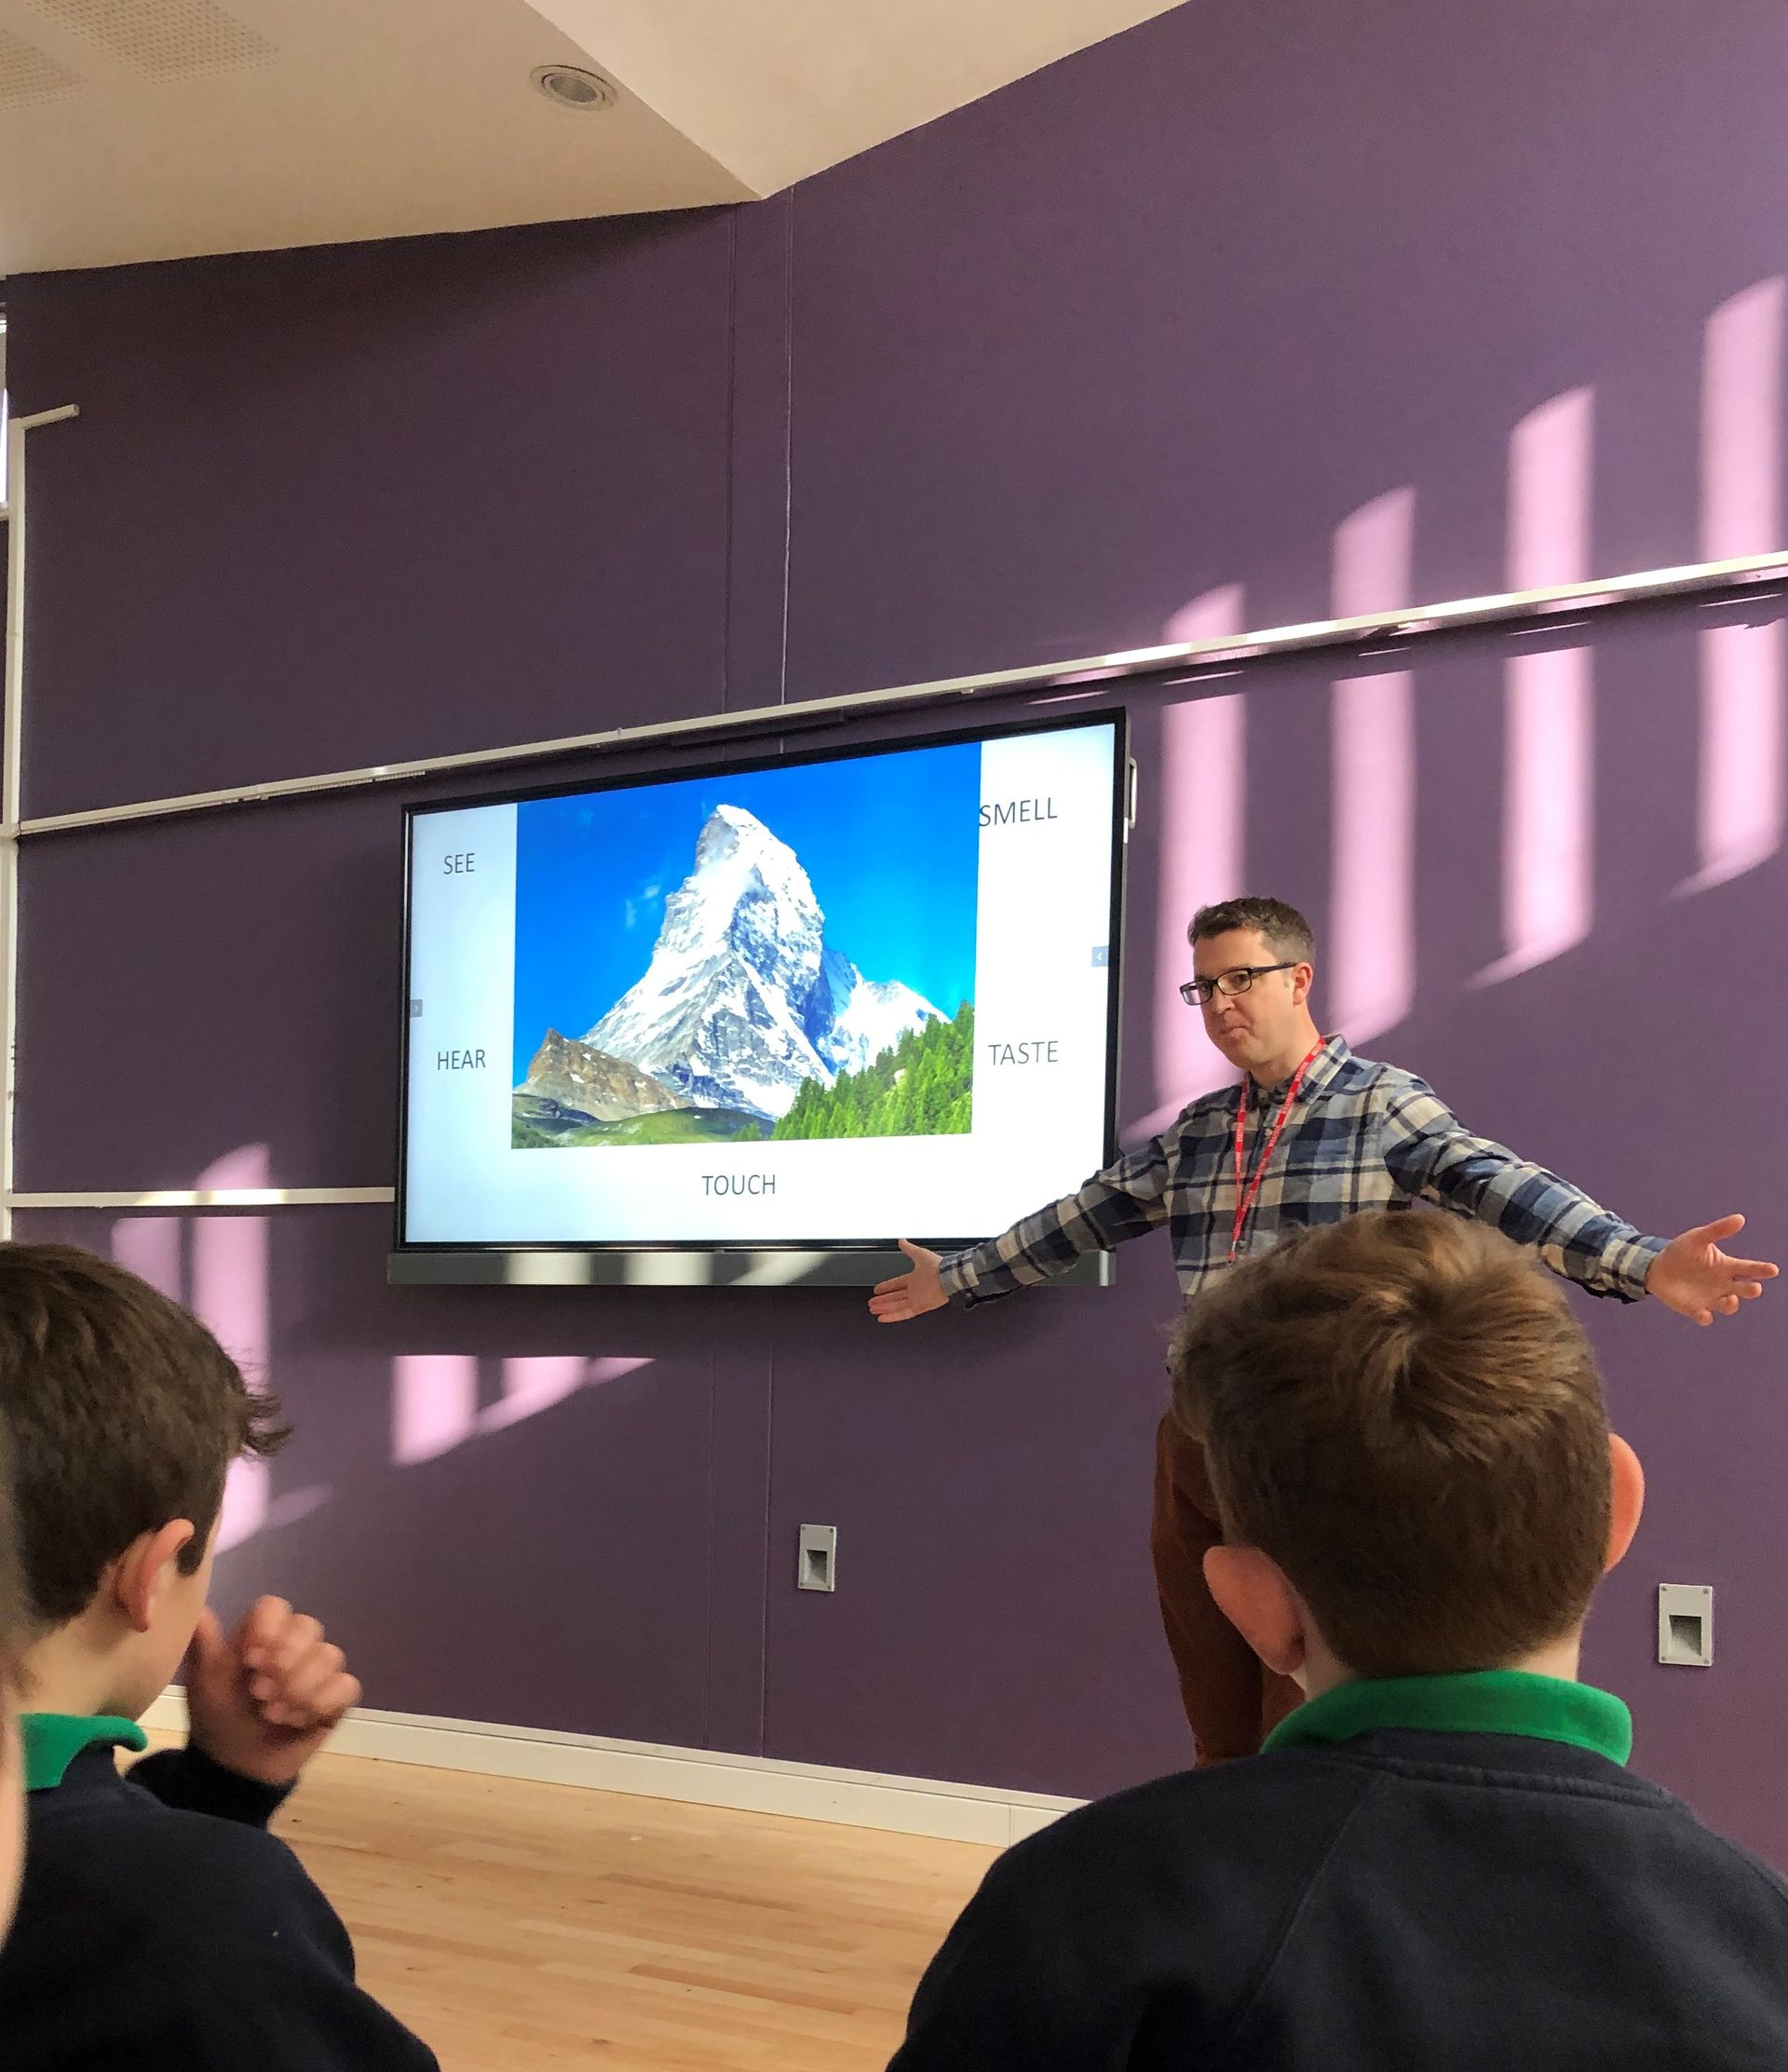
[1230,1040,1323,1261]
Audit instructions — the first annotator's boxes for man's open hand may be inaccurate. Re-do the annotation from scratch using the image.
[1646,1214,1779,1326]
[184,1596,362,1788]
[868,1239,948,1323]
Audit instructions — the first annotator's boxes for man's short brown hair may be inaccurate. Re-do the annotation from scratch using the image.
[1171,1212,1612,1678]
[1188,896,1315,966]
[0,1243,289,1627]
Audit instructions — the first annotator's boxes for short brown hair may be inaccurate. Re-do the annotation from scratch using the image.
[0,1243,289,1627]
[0,1416,25,1702]
[1189,896,1315,965]
[1171,1212,1611,1677]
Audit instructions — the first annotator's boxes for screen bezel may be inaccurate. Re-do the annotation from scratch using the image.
[394,705,1130,1257]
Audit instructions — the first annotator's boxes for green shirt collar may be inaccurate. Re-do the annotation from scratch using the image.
[21,1713,148,1792]
[1261,1671,1632,1765]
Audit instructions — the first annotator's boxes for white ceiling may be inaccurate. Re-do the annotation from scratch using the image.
[0,0,1184,276]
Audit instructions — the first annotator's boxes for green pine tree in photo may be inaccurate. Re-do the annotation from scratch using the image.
[770,1001,975,1144]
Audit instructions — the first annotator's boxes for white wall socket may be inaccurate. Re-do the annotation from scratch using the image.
[797,1524,837,1593]
[1657,1583,1713,1667]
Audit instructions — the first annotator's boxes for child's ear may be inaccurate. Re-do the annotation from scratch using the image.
[1204,1543,1308,1679]
[1605,1434,1645,1574]
[110,1522,197,1634]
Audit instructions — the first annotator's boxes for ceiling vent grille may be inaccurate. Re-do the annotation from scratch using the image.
[28,0,276,77]
[0,24,82,105]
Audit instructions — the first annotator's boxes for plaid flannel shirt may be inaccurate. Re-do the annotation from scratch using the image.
[940,1035,1664,1307]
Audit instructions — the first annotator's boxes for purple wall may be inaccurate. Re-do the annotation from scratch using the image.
[9,0,1788,1848]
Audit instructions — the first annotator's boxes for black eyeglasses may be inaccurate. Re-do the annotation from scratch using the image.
[1179,962,1296,1007]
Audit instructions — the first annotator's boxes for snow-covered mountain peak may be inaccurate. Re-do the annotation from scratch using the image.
[664,806,820,960]
[692,805,807,895]
[696,802,771,860]
[587,802,947,1120]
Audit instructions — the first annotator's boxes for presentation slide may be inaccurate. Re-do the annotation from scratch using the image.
[400,714,1123,1248]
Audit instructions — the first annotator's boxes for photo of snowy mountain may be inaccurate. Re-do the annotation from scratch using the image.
[510,742,979,1149]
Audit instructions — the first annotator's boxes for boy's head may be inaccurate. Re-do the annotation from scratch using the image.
[0,1242,288,1722]
[1170,1211,1644,1689]
[0,1414,27,1943]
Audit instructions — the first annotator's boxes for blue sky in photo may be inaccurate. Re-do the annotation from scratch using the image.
[512,739,981,1072]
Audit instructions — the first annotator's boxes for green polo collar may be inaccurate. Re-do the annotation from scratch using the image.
[21,1713,148,1793]
[1262,1671,1632,1765]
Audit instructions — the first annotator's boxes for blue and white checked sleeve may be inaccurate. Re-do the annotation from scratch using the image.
[937,1130,1180,1307]
[1378,1085,1664,1300]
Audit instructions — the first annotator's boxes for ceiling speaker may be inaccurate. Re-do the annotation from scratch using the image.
[0,24,82,106]
[29,0,276,77]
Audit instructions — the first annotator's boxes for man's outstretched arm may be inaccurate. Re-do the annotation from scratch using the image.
[1380,1088,1777,1320]
[868,1129,1181,1322]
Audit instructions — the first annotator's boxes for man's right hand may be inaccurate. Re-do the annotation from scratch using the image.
[869,1239,948,1322]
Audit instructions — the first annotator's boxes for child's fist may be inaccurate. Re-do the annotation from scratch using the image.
[185,1596,362,1787]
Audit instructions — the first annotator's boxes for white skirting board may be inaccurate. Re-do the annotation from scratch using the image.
[142,1688,1082,1848]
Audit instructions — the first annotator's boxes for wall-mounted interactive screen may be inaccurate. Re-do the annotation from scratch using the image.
[397,710,1127,1255]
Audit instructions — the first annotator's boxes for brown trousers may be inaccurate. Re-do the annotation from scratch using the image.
[1150,1411,1303,1765]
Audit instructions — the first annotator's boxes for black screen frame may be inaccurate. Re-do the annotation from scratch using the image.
[393,705,1131,1259]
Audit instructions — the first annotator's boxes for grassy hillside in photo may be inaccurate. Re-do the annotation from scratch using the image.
[512,1098,769,1149]
[771,1003,974,1143]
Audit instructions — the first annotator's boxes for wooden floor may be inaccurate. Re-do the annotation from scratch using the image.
[258,1748,997,2070]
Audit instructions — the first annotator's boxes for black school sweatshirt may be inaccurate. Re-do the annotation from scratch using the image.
[0,1715,438,2070]
[890,1672,1788,2072]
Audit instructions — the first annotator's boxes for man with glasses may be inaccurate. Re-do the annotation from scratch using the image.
[869,895,1776,1763]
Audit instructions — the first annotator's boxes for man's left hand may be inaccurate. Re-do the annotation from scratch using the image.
[1646,1214,1779,1326]
[184,1596,363,1788]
